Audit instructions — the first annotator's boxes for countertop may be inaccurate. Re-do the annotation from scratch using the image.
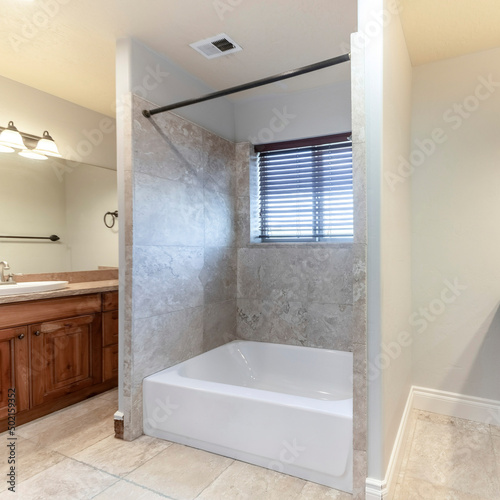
[0,280,118,305]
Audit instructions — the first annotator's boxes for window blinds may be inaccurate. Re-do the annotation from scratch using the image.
[257,135,353,241]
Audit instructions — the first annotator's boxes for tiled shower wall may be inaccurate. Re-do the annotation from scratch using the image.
[234,140,354,351]
[122,94,238,439]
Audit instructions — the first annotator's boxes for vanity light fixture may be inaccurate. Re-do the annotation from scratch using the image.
[0,121,26,150]
[0,122,62,160]
[33,131,61,158]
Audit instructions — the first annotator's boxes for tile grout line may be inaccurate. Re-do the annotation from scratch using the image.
[192,458,235,499]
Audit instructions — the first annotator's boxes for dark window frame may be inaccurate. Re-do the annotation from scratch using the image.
[255,132,353,243]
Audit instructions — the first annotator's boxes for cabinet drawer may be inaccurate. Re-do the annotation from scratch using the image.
[103,345,118,382]
[103,310,118,346]
[0,294,101,330]
[102,292,118,312]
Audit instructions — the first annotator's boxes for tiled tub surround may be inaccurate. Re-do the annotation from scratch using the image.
[122,95,239,439]
[144,340,353,493]
[124,94,355,439]
[235,140,354,352]
[237,245,353,351]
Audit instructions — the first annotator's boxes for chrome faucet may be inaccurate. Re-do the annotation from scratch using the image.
[0,261,15,284]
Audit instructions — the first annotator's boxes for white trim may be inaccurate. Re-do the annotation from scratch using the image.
[412,386,500,425]
[365,477,386,500]
[365,387,415,500]
[365,386,500,499]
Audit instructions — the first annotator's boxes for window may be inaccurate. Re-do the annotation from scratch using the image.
[256,133,353,242]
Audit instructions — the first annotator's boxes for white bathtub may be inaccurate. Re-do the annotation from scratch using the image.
[143,340,353,492]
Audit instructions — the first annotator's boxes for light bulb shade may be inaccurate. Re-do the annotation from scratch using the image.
[18,150,48,161]
[0,145,14,153]
[0,121,26,150]
[33,131,61,157]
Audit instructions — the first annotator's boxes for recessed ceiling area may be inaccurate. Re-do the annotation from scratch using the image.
[0,0,356,118]
[399,0,500,66]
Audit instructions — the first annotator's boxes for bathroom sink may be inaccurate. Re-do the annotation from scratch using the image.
[0,281,69,296]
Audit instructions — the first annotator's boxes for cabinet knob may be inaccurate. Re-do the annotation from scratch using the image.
[17,334,24,340]
[34,330,41,336]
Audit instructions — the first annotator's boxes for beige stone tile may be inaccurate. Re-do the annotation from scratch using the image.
[197,460,305,499]
[125,443,233,499]
[0,458,118,500]
[492,434,500,477]
[0,436,65,492]
[404,417,500,498]
[298,481,352,499]
[24,403,115,457]
[352,450,366,500]
[17,395,115,440]
[416,410,490,434]
[97,388,119,403]
[396,477,487,500]
[74,434,172,476]
[93,480,167,499]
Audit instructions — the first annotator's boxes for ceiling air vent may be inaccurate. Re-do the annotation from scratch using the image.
[190,33,242,59]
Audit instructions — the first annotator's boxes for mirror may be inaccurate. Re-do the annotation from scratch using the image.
[0,154,118,274]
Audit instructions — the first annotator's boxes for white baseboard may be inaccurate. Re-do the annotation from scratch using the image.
[412,386,500,426]
[365,386,500,499]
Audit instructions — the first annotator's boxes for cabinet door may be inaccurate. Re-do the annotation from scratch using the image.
[102,310,118,347]
[31,314,101,407]
[103,344,118,383]
[0,326,29,419]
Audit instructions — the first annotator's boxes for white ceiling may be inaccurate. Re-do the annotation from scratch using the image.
[399,0,500,66]
[0,0,357,118]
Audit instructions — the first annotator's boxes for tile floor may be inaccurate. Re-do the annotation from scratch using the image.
[393,409,500,499]
[0,389,351,499]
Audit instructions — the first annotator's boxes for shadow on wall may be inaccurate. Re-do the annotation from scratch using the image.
[441,302,500,402]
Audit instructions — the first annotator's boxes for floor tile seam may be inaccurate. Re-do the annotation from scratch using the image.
[59,431,119,461]
[93,439,176,478]
[17,403,116,439]
[52,427,116,458]
[192,458,236,499]
[112,475,179,499]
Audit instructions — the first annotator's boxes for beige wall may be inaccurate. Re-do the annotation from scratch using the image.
[0,76,116,169]
[410,46,500,400]
[379,0,413,474]
[364,0,413,482]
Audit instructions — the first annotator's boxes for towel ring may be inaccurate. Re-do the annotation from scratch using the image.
[104,210,118,228]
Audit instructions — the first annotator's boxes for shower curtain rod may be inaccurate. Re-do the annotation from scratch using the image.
[142,53,351,118]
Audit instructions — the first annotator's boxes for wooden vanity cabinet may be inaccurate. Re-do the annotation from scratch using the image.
[0,290,118,430]
[102,292,118,384]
